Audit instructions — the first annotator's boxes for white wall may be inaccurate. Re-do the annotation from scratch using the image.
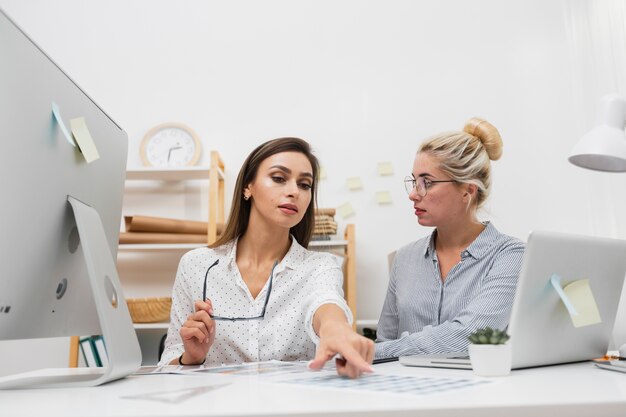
[2,0,626,372]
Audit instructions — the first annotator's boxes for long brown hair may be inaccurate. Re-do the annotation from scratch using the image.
[210,137,319,248]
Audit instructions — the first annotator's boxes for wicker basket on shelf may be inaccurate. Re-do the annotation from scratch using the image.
[126,297,172,323]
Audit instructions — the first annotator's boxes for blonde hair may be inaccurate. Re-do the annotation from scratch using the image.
[418,117,503,209]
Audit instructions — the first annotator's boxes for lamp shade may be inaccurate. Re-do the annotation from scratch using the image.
[569,94,626,172]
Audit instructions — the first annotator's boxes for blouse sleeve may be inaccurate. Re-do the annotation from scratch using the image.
[303,254,354,345]
[376,257,400,342]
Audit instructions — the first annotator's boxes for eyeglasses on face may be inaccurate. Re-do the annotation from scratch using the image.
[202,259,277,321]
[403,175,456,197]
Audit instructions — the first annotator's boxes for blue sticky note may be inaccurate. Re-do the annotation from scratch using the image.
[550,274,578,316]
[51,102,76,147]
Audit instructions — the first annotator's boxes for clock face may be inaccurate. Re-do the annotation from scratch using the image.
[141,124,202,167]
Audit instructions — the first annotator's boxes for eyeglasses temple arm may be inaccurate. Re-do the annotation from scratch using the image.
[203,259,220,302]
[259,260,278,317]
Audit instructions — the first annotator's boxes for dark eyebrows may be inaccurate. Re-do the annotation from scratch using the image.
[269,165,314,179]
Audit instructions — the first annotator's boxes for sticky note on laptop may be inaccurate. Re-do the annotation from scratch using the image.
[563,279,601,328]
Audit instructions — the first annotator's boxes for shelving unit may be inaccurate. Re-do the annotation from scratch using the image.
[121,151,225,246]
[69,152,225,367]
[120,152,226,362]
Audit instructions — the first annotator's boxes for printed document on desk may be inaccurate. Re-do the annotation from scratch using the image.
[187,360,492,397]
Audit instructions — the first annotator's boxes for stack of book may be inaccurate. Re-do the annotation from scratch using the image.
[79,335,108,367]
[313,208,338,240]
[119,215,224,244]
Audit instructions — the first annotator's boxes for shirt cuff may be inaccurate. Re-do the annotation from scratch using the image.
[157,345,184,366]
[374,341,389,359]
[305,297,354,345]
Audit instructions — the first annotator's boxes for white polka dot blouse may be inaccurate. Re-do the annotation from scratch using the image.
[158,237,352,366]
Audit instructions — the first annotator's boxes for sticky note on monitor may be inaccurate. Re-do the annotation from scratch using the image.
[337,202,355,219]
[51,102,76,147]
[377,162,394,176]
[346,177,363,191]
[563,279,602,328]
[376,191,392,205]
[70,117,100,163]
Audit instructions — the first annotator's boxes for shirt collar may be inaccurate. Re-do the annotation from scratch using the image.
[423,221,497,260]
[463,222,497,260]
[423,230,437,258]
[223,235,304,272]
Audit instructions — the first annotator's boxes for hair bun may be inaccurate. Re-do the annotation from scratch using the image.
[463,117,503,161]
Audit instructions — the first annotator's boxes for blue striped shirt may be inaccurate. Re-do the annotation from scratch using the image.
[375,222,525,359]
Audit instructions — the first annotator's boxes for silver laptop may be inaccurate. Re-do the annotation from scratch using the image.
[400,230,626,370]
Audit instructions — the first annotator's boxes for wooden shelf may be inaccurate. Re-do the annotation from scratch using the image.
[308,240,348,247]
[118,243,206,252]
[125,166,224,181]
[133,323,169,330]
[121,151,225,246]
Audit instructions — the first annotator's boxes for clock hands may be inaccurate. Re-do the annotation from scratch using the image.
[167,143,183,162]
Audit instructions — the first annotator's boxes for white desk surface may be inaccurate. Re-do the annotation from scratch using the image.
[1,361,625,417]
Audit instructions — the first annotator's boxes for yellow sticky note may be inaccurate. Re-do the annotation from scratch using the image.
[563,279,602,328]
[319,166,327,180]
[376,191,392,205]
[346,177,363,191]
[377,162,394,176]
[337,202,355,219]
[70,117,100,163]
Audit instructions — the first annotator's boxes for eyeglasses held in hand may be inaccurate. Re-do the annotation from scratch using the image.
[202,259,277,321]
[403,175,456,197]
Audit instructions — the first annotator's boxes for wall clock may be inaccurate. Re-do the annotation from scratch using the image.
[140,122,202,167]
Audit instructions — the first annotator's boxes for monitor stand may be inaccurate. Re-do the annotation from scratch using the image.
[0,197,142,389]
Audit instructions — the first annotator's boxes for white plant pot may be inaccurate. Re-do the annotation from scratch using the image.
[468,343,512,377]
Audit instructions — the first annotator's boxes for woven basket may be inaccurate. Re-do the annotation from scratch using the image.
[126,297,172,323]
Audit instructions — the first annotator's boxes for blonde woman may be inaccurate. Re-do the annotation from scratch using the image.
[159,137,373,378]
[375,118,525,359]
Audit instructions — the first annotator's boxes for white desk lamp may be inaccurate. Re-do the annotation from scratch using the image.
[569,94,626,172]
[569,93,626,357]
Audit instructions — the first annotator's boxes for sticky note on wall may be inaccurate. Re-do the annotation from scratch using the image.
[563,279,602,328]
[318,166,327,180]
[376,191,392,205]
[346,177,363,191]
[377,162,394,176]
[337,202,355,219]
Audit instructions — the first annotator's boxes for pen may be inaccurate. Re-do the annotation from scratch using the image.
[597,355,626,361]
[372,357,399,365]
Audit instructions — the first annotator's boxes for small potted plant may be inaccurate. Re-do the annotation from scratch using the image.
[467,327,512,377]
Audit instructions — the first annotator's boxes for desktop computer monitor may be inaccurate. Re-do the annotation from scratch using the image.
[0,9,141,388]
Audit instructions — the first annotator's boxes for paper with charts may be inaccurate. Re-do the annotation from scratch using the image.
[191,361,491,396]
[280,372,491,396]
